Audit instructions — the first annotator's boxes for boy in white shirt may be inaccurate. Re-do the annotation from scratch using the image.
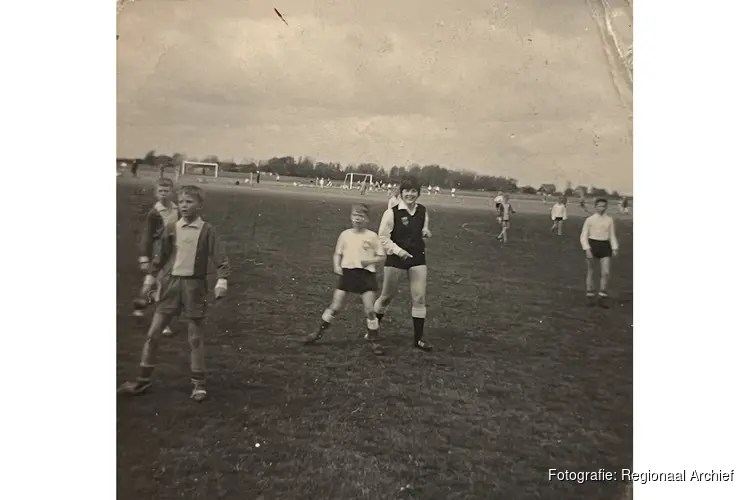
[550,196,568,235]
[580,198,619,307]
[304,204,386,355]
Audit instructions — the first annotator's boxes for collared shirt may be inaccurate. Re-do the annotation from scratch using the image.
[378,200,429,257]
[172,217,206,276]
[550,203,568,220]
[150,216,230,280]
[580,213,619,250]
[335,228,385,272]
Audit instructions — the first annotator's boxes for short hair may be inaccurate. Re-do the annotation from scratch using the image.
[399,176,422,195]
[351,203,370,217]
[595,197,608,205]
[155,177,174,188]
[177,185,204,204]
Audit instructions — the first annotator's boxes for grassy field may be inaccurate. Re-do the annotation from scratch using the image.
[116,178,633,500]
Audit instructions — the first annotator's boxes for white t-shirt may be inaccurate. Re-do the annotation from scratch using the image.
[493,195,503,205]
[335,228,385,272]
[550,203,568,220]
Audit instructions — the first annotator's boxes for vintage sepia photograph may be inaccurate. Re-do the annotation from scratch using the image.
[6,0,749,499]
[115,1,633,498]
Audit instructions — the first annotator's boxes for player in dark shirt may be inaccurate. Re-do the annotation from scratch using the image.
[374,177,433,351]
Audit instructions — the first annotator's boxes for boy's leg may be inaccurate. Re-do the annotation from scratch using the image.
[550,221,557,232]
[585,256,597,305]
[305,289,346,344]
[186,319,208,400]
[374,266,401,322]
[598,257,612,308]
[408,265,431,351]
[118,312,173,394]
[557,221,564,236]
[182,279,210,401]
[361,291,384,355]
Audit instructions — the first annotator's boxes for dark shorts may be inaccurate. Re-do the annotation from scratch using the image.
[554,217,564,221]
[588,239,613,259]
[385,252,427,270]
[337,268,378,294]
[155,276,209,319]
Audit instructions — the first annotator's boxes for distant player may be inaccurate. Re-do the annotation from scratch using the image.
[580,198,619,307]
[578,192,589,213]
[620,196,630,215]
[387,186,400,209]
[133,178,180,337]
[374,177,433,351]
[496,194,515,242]
[550,196,568,235]
[304,204,386,355]
[118,185,231,401]
[493,191,503,210]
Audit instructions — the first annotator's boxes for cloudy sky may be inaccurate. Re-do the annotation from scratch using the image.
[117,0,633,192]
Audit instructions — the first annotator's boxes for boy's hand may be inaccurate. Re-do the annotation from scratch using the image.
[214,279,228,300]
[612,249,619,258]
[334,265,343,275]
[422,228,432,238]
[585,249,593,259]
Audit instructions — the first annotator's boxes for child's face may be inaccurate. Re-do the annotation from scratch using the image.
[350,210,368,228]
[401,188,419,204]
[595,201,608,214]
[156,185,173,203]
[178,193,202,219]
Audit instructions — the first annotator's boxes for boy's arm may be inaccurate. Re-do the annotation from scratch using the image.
[137,208,159,264]
[580,218,591,250]
[208,226,231,287]
[378,209,408,257]
[144,224,172,285]
[608,218,619,251]
[333,233,344,273]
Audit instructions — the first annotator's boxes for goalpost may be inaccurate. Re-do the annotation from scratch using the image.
[344,173,373,190]
[180,161,219,179]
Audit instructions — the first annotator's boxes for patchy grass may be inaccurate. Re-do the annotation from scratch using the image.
[117,182,633,500]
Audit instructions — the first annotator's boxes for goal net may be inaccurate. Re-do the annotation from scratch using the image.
[344,173,373,190]
[181,161,219,179]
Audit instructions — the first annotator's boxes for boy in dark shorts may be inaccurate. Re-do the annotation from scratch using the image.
[304,204,386,355]
[550,195,568,235]
[580,198,619,307]
[118,186,230,401]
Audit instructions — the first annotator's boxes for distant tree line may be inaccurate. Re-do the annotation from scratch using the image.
[130,150,622,198]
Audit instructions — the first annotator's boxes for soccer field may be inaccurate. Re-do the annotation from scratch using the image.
[116,178,633,500]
